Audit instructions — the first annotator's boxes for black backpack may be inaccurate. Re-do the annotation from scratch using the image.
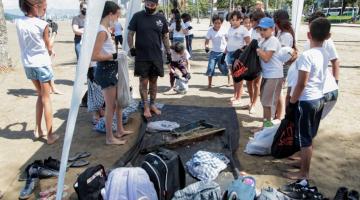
[232,39,261,81]
[74,164,107,200]
[141,148,186,200]
[271,116,300,158]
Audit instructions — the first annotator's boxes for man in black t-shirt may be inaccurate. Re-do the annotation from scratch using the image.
[128,0,171,118]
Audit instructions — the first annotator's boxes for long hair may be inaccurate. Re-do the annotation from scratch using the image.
[19,0,43,15]
[175,13,181,32]
[277,20,296,49]
[101,1,120,19]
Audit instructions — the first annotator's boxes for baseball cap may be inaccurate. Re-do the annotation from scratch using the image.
[257,17,275,29]
[278,47,294,63]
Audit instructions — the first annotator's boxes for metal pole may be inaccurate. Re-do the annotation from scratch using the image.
[197,0,200,24]
[210,0,214,26]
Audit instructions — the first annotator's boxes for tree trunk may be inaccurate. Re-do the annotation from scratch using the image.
[0,0,11,69]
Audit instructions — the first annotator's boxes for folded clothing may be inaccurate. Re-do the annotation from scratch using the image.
[172,181,221,200]
[186,151,229,181]
[146,120,180,133]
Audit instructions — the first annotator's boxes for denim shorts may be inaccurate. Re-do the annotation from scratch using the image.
[24,66,54,83]
[94,61,118,90]
[206,51,228,76]
[225,51,236,67]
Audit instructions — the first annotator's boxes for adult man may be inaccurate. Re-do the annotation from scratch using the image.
[128,0,171,118]
[72,2,86,60]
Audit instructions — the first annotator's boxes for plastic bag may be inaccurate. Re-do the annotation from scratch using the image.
[244,124,280,155]
[117,51,131,108]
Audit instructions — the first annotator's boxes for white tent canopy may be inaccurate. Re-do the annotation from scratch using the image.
[55,0,305,199]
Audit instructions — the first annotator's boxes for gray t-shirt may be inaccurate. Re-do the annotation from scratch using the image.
[72,15,85,41]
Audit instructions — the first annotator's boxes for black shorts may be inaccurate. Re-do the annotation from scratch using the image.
[295,98,324,147]
[94,61,118,90]
[115,35,123,46]
[135,60,164,78]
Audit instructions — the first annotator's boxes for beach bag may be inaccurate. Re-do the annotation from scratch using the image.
[232,40,261,81]
[141,148,186,200]
[102,167,158,200]
[74,164,107,200]
[174,77,189,94]
[244,124,280,155]
[117,51,131,108]
[222,176,256,200]
[271,116,300,159]
[172,181,221,200]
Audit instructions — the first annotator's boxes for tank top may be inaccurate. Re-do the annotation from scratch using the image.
[98,25,116,55]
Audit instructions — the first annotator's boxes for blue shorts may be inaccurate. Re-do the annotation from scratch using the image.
[206,51,228,76]
[24,66,54,83]
[225,51,236,67]
[295,98,324,147]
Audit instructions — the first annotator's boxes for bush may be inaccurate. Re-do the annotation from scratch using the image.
[327,15,352,23]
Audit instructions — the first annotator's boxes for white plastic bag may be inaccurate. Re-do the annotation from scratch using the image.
[244,124,280,155]
[117,51,131,108]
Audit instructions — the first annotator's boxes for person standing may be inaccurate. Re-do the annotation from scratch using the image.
[72,2,86,60]
[128,0,171,118]
[169,12,186,44]
[16,0,59,144]
[181,13,194,58]
[114,20,123,51]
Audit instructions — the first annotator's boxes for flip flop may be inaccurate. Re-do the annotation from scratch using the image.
[68,152,91,162]
[69,160,89,168]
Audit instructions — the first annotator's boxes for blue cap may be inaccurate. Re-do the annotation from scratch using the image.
[257,17,275,29]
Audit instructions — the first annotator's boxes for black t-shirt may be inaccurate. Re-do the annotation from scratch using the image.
[128,10,169,62]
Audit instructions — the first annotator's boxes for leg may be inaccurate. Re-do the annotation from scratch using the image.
[31,80,44,138]
[114,102,133,138]
[139,77,152,118]
[169,65,176,88]
[149,76,161,115]
[50,79,63,95]
[39,81,59,144]
[252,76,262,107]
[284,146,312,180]
[263,106,272,122]
[102,86,126,145]
[208,76,213,89]
[74,41,81,61]
[206,52,216,88]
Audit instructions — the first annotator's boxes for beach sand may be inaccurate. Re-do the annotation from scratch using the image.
[0,20,359,199]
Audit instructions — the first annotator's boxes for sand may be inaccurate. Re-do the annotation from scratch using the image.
[0,19,359,199]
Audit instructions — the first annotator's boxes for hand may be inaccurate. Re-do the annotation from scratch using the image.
[52,23,58,34]
[185,73,191,80]
[205,47,210,53]
[187,26,193,30]
[166,53,172,64]
[130,48,136,57]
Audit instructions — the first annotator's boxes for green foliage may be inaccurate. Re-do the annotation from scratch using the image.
[184,0,210,17]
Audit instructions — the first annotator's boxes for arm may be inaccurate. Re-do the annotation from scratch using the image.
[91,32,113,61]
[257,49,274,63]
[205,39,210,48]
[162,32,171,54]
[127,30,135,49]
[286,87,292,106]
[43,25,53,56]
[290,70,309,103]
[72,24,84,36]
[330,58,340,81]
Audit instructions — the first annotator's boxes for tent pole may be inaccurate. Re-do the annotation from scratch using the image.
[197,0,200,24]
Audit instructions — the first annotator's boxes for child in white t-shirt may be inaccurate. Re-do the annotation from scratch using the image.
[205,15,228,89]
[16,0,59,146]
[225,11,251,106]
[256,17,283,128]
[168,42,191,90]
[285,17,331,180]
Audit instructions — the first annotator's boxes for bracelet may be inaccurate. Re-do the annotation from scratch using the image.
[112,53,117,60]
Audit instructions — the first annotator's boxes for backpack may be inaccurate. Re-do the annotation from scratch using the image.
[172,181,222,200]
[141,148,186,200]
[103,167,158,200]
[222,176,256,200]
[232,39,261,81]
[271,116,300,159]
[74,164,107,200]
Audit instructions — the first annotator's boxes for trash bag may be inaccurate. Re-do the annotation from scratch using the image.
[232,39,261,81]
[245,124,280,155]
[117,51,131,108]
[271,116,300,159]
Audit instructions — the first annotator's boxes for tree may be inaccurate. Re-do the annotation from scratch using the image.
[0,0,11,70]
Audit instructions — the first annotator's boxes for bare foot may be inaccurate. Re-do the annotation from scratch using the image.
[229,99,242,106]
[229,97,236,101]
[150,105,162,115]
[283,171,307,180]
[143,107,152,118]
[288,153,301,160]
[207,84,212,89]
[114,130,133,138]
[34,129,45,139]
[47,134,60,145]
[106,137,127,145]
[249,106,255,114]
[286,160,301,169]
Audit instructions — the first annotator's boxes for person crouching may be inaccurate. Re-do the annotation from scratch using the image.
[168,42,191,90]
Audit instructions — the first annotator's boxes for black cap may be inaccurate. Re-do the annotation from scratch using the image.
[146,0,159,3]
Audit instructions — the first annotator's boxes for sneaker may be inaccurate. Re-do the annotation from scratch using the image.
[334,187,349,200]
[263,120,274,128]
[280,179,309,193]
[348,190,359,200]
[19,178,38,199]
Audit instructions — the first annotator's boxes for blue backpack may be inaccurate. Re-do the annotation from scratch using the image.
[222,176,256,200]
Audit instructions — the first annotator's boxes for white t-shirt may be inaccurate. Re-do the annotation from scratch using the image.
[295,47,329,101]
[259,36,283,78]
[170,49,191,62]
[276,31,294,48]
[114,21,123,36]
[16,16,52,68]
[98,25,116,55]
[170,22,186,38]
[250,28,262,42]
[206,27,227,53]
[226,25,250,52]
[183,21,193,36]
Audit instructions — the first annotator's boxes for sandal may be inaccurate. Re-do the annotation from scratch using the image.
[69,160,89,168]
[68,152,91,162]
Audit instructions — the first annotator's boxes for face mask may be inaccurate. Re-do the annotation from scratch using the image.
[81,9,86,16]
[145,6,156,14]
